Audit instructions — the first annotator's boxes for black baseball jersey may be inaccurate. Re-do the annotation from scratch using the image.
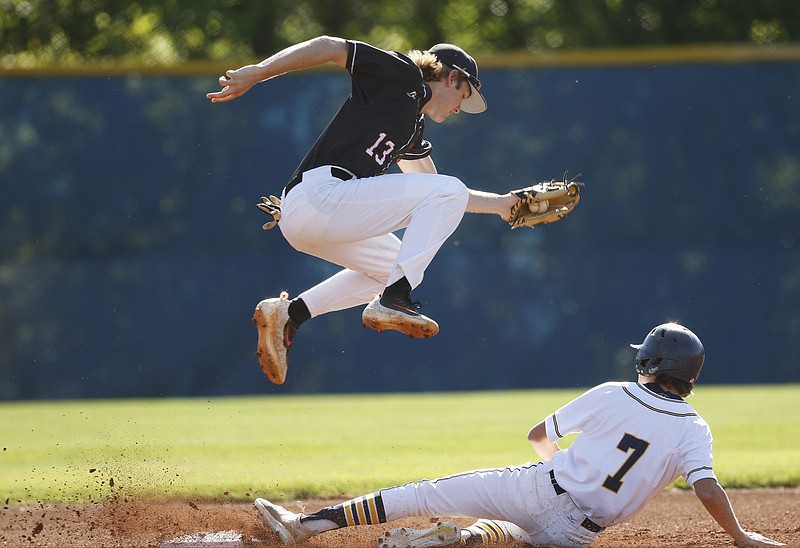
[289,40,433,183]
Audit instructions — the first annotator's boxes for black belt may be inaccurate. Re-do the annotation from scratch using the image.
[284,166,353,196]
[548,470,605,533]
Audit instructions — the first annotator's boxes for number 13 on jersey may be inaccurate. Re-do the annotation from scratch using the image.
[366,132,396,166]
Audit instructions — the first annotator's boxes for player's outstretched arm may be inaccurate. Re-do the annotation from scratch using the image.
[207,35,348,103]
[692,478,785,547]
[465,189,517,220]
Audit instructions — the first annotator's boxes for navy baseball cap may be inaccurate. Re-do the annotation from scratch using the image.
[428,43,487,114]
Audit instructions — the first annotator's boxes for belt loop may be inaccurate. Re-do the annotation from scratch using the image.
[549,470,566,495]
[580,517,605,533]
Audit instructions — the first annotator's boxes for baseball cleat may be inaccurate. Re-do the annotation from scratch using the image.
[254,498,312,545]
[252,292,296,385]
[377,522,461,547]
[362,294,439,339]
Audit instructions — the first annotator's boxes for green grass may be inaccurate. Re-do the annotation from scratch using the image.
[2,385,798,503]
[688,385,800,487]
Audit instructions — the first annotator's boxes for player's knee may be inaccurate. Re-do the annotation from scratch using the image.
[437,175,469,207]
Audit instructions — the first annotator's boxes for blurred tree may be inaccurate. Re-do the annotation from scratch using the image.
[1,0,799,68]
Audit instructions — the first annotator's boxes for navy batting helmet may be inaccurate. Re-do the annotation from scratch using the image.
[630,323,705,383]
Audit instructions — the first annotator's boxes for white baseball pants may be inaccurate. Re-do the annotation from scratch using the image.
[278,166,469,318]
[379,461,601,547]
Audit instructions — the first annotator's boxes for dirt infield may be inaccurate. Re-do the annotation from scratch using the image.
[2,489,798,547]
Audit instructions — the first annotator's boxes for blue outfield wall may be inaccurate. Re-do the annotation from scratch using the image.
[1,58,799,399]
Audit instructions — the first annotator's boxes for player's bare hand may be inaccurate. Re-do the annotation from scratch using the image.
[735,531,785,547]
[206,67,260,103]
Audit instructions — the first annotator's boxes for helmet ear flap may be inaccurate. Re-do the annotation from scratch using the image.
[634,356,662,376]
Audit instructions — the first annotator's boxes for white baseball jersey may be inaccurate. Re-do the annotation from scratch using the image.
[546,381,716,527]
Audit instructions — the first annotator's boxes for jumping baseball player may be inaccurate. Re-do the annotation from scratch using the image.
[253,323,785,547]
[207,36,575,385]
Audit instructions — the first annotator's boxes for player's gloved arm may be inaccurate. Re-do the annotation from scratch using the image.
[505,174,584,229]
[692,478,785,547]
[465,189,517,220]
[207,35,348,103]
[527,421,559,461]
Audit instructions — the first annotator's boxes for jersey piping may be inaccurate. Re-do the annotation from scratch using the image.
[621,385,698,418]
[686,465,714,480]
[347,42,358,73]
[552,383,697,439]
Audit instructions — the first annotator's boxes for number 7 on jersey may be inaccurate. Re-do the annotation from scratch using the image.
[602,433,650,493]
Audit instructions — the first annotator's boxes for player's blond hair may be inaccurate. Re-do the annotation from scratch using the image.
[408,49,470,88]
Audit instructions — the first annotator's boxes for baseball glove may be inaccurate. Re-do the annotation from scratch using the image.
[257,195,282,230]
[507,173,584,229]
